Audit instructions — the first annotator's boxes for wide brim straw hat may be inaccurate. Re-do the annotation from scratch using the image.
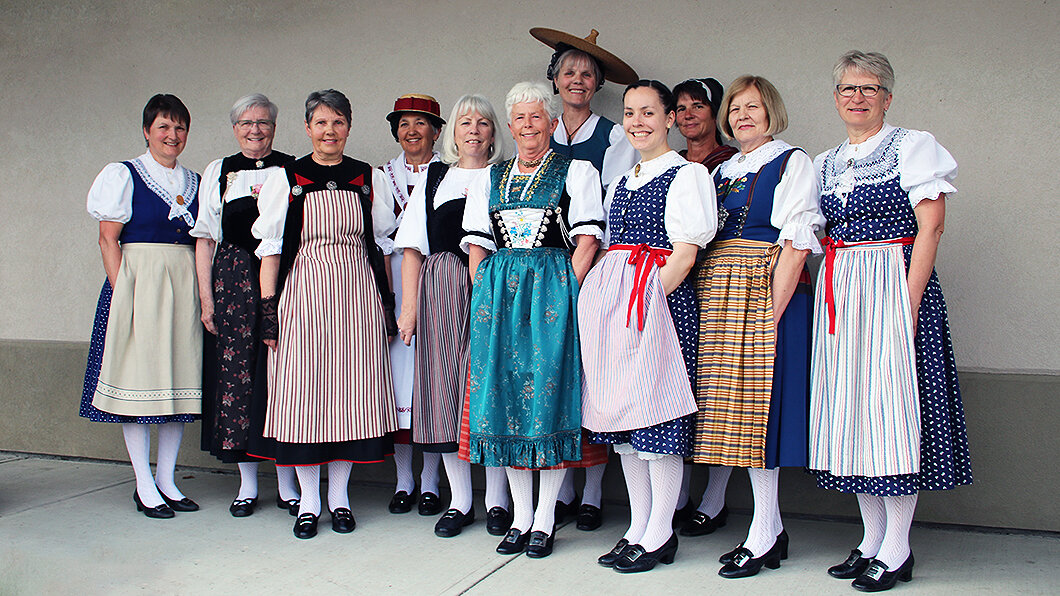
[386,93,446,128]
[530,27,638,85]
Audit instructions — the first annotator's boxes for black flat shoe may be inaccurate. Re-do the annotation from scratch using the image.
[525,530,555,558]
[133,491,174,519]
[389,490,416,514]
[160,491,199,512]
[485,506,513,536]
[680,506,728,537]
[496,528,530,555]
[229,497,257,518]
[829,548,872,579]
[718,539,782,579]
[852,554,914,592]
[418,491,443,516]
[330,508,356,533]
[614,534,678,573]
[293,513,318,539]
[598,538,630,568]
[576,504,602,531]
[672,501,696,526]
[435,507,475,537]
[276,494,300,516]
[720,529,788,564]
[554,494,580,522]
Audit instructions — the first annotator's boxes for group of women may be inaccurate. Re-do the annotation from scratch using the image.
[80,26,970,591]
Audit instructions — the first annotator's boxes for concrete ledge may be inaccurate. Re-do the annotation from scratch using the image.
[3,339,1056,531]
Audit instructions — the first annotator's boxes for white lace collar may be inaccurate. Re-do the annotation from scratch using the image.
[130,151,197,226]
[835,123,896,164]
[718,139,794,180]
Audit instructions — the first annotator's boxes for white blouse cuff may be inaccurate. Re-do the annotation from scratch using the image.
[569,224,603,241]
[461,236,496,254]
[908,179,957,209]
[376,236,395,256]
[668,232,712,249]
[255,238,283,259]
[778,223,824,254]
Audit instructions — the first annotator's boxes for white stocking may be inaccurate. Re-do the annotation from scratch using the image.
[676,463,692,510]
[484,466,510,510]
[855,493,886,558]
[420,451,441,495]
[744,467,780,557]
[620,453,651,544]
[295,465,321,516]
[393,443,415,493]
[326,460,353,511]
[122,423,162,507]
[532,469,566,534]
[876,493,918,568]
[557,469,575,504]
[583,463,606,508]
[639,455,682,551]
[236,462,259,500]
[698,465,732,517]
[442,453,473,514]
[505,467,534,532]
[276,465,300,502]
[154,422,185,500]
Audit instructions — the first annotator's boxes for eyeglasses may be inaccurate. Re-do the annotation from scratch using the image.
[836,84,887,98]
[236,119,275,130]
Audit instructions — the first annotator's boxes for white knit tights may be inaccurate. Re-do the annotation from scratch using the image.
[441,452,473,514]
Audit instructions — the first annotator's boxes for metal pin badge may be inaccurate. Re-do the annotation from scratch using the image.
[326,181,338,190]
[255,160,264,169]
[292,185,303,196]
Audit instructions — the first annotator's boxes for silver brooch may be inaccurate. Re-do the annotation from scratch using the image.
[361,185,370,195]
[292,185,303,196]
[326,181,338,190]
[738,155,747,163]
[255,160,264,169]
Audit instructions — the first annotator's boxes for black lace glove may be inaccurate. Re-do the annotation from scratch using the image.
[260,295,278,341]
[383,303,398,338]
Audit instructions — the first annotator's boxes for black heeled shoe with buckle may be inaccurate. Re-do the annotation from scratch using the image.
[852,554,914,592]
[229,497,257,518]
[680,506,728,537]
[133,491,174,519]
[160,491,199,512]
[554,493,579,522]
[496,528,530,555]
[718,538,783,579]
[829,548,872,579]
[576,504,603,531]
[418,491,443,516]
[434,507,475,537]
[485,506,512,536]
[389,490,416,514]
[613,533,678,573]
[597,538,630,568]
[330,508,356,533]
[720,529,788,564]
[276,494,300,516]
[293,512,319,539]
[525,530,555,558]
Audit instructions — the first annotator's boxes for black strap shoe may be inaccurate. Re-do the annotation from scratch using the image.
[330,508,356,533]
[496,528,529,555]
[576,504,603,531]
[293,513,318,539]
[829,548,872,579]
[418,491,444,516]
[388,490,416,514]
[229,497,257,518]
[485,506,513,536]
[852,554,914,592]
[434,507,475,537]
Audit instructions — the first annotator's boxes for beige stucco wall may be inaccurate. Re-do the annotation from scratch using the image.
[0,0,1057,373]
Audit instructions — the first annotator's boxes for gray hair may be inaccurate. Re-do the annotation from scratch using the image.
[549,49,604,91]
[229,93,278,125]
[833,50,895,92]
[304,89,352,124]
[504,81,559,123]
[439,94,505,166]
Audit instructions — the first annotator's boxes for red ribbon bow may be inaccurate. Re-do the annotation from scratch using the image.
[822,236,915,335]
[611,243,671,331]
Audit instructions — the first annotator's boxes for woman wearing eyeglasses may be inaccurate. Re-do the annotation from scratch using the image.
[810,51,971,592]
[191,94,298,518]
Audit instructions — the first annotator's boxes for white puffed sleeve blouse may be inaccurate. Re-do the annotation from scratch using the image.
[87,152,196,225]
[251,165,395,259]
[718,140,825,254]
[394,166,488,257]
[460,155,604,254]
[813,123,958,209]
[602,150,717,248]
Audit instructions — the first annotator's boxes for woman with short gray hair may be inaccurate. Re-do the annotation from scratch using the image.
[191,93,296,518]
[810,50,972,591]
[252,88,399,539]
[459,80,605,558]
